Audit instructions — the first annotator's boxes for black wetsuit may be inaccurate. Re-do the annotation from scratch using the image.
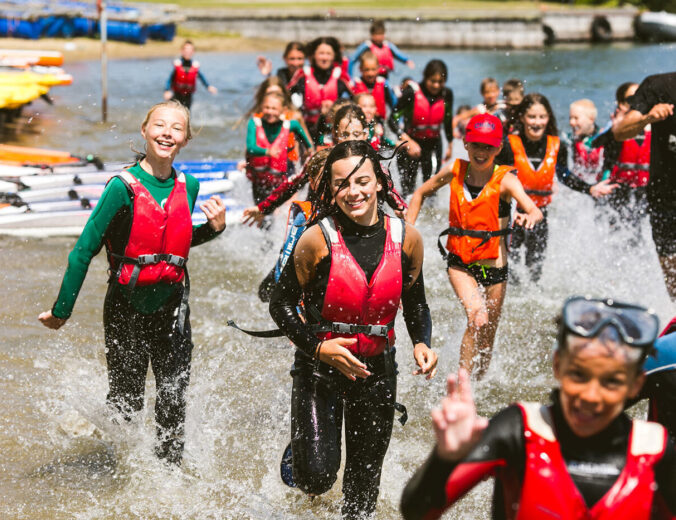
[270,212,432,520]
[389,84,454,197]
[400,392,676,520]
[628,72,676,258]
[497,136,590,283]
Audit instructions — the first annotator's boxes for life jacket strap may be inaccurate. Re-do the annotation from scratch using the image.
[525,188,553,197]
[437,226,512,260]
[111,253,187,291]
[227,320,285,338]
[616,162,650,171]
[310,321,394,337]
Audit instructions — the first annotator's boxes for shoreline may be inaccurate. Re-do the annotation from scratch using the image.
[0,35,286,63]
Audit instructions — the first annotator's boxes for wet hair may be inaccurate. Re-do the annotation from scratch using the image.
[359,50,379,68]
[570,98,597,121]
[306,37,342,68]
[480,77,499,94]
[331,104,367,143]
[513,92,559,137]
[305,148,332,186]
[141,99,192,141]
[245,76,293,120]
[502,78,524,98]
[616,81,638,105]
[324,98,353,125]
[422,59,447,82]
[283,41,305,59]
[456,104,472,115]
[370,19,386,35]
[307,140,402,226]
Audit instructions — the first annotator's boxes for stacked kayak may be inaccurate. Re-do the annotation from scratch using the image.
[0,148,245,236]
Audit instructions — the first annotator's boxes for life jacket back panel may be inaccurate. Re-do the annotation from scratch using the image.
[447,159,510,264]
[303,65,341,125]
[114,170,192,286]
[409,81,445,140]
[172,59,199,96]
[509,134,559,208]
[353,76,387,119]
[246,115,291,188]
[367,40,395,76]
[515,402,666,520]
[573,138,604,184]
[610,131,651,187]
[317,215,403,357]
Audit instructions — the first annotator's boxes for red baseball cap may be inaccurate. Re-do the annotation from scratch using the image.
[465,113,503,147]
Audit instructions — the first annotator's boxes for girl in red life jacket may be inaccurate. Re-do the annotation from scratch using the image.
[496,93,615,284]
[287,37,352,140]
[407,114,542,379]
[269,140,437,519]
[39,100,226,466]
[256,41,306,88]
[245,91,314,203]
[355,92,403,153]
[389,59,455,197]
[351,51,397,120]
[402,296,675,520]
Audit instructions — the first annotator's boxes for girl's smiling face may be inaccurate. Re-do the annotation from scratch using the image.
[521,102,549,142]
[141,106,188,161]
[331,156,381,226]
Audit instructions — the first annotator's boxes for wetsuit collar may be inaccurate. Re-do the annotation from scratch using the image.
[336,210,384,238]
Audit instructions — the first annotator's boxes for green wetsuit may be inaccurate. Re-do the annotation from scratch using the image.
[245,117,312,156]
[51,162,221,319]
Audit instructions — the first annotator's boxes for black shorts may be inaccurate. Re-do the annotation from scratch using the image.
[447,253,508,287]
[650,205,676,257]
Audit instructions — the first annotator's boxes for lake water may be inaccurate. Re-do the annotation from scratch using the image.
[1,42,675,519]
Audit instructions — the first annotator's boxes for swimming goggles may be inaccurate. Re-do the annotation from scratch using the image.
[562,296,659,348]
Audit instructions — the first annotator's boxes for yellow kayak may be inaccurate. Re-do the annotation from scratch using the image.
[0,70,72,110]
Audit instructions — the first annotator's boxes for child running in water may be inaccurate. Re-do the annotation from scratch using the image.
[407,114,542,378]
[355,93,397,151]
[566,99,606,184]
[349,19,415,78]
[256,41,306,88]
[163,40,217,109]
[351,51,397,120]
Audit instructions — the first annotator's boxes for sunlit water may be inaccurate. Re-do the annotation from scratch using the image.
[1,42,675,519]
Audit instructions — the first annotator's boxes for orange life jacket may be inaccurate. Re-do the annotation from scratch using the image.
[509,134,559,208]
[443,159,512,264]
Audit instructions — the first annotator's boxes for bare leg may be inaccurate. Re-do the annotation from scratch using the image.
[473,281,507,379]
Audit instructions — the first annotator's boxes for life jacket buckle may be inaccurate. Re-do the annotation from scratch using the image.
[136,254,159,265]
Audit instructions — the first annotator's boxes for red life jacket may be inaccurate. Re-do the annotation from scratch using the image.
[303,65,342,125]
[512,402,667,520]
[368,121,384,151]
[171,59,199,96]
[509,134,559,208]
[111,170,192,289]
[445,159,511,264]
[610,131,651,188]
[353,76,388,119]
[409,81,445,140]
[246,115,291,188]
[367,40,395,76]
[573,138,604,184]
[314,215,403,357]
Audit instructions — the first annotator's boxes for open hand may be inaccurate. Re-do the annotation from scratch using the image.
[201,195,226,232]
[241,206,265,227]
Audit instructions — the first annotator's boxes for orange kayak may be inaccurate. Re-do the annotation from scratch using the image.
[0,50,64,67]
[0,144,81,166]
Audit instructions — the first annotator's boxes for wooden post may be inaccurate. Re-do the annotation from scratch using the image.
[98,0,108,122]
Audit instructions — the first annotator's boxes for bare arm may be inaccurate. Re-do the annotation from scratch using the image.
[613,105,674,141]
[501,172,542,230]
[407,163,454,224]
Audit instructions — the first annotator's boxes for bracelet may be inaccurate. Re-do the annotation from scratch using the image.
[314,342,322,360]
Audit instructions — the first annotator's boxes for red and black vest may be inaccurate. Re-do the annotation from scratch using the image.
[353,76,388,119]
[246,115,291,188]
[314,215,403,357]
[171,59,199,96]
[303,65,342,125]
[367,40,395,76]
[409,81,445,140]
[509,134,559,208]
[110,170,192,289]
[511,402,667,520]
[610,131,651,188]
[573,138,604,184]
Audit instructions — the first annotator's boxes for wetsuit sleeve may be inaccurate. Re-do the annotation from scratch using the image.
[629,76,659,115]
[166,69,175,91]
[444,88,455,142]
[401,270,432,347]
[654,436,676,515]
[557,140,593,195]
[389,86,414,135]
[388,41,411,63]
[197,70,211,88]
[257,168,309,215]
[290,119,313,149]
[269,254,321,357]
[246,118,268,156]
[51,178,130,319]
[401,405,525,520]
[348,41,369,77]
[338,79,352,99]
